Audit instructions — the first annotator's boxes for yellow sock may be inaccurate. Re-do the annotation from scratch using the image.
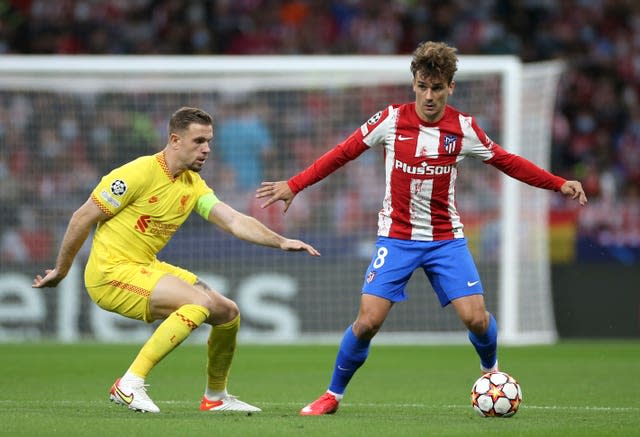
[129,304,210,378]
[206,315,240,392]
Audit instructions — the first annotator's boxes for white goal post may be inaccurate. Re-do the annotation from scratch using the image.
[0,55,563,345]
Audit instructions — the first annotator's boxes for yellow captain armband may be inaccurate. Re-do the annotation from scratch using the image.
[195,192,220,220]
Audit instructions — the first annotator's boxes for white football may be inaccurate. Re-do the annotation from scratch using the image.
[471,371,522,417]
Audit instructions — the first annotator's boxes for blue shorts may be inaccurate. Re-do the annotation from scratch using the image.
[361,236,483,307]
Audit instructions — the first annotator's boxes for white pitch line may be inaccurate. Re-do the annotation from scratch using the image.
[0,399,637,413]
[258,402,640,412]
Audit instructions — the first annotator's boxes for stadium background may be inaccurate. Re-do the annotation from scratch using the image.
[0,0,638,339]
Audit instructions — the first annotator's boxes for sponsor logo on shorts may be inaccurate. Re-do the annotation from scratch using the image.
[366,270,376,283]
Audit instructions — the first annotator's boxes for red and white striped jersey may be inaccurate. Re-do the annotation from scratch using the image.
[288,103,565,241]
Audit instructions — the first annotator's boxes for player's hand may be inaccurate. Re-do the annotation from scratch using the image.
[32,268,64,288]
[256,181,296,213]
[280,238,321,256]
[560,180,588,206]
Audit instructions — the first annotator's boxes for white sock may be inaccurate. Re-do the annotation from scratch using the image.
[481,360,499,373]
[327,390,343,401]
[205,388,228,400]
[121,370,144,385]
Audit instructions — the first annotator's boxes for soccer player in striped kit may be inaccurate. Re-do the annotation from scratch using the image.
[257,41,587,416]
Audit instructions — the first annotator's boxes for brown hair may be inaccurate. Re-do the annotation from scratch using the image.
[169,107,213,134]
[410,41,458,84]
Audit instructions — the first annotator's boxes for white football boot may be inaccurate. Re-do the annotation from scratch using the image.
[199,394,261,412]
[109,377,160,413]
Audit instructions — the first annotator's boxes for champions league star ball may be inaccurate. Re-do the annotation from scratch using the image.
[470,371,522,417]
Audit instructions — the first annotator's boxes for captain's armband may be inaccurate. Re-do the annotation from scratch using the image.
[195,192,220,220]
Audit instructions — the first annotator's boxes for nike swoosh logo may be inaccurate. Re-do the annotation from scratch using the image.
[301,405,313,413]
[337,365,352,371]
[115,386,134,405]
[467,280,480,287]
[201,399,224,410]
[398,135,414,141]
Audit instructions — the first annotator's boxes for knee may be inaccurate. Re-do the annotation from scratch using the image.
[464,312,489,335]
[226,300,240,320]
[211,298,239,319]
[207,297,239,325]
[353,316,383,340]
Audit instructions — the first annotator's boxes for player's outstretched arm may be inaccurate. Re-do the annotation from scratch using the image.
[32,198,107,288]
[560,180,588,206]
[208,201,320,256]
[256,181,296,213]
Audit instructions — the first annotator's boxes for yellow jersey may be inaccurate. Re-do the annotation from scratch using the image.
[89,152,215,265]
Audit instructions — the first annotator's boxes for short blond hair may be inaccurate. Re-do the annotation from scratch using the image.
[410,41,458,84]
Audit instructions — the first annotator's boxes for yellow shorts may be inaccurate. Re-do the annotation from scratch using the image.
[84,258,197,323]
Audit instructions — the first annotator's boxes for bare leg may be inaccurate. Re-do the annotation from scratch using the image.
[451,294,498,371]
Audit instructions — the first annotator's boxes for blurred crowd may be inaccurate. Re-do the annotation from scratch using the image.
[1,0,639,263]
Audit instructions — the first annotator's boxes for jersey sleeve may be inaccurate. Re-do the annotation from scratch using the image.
[458,114,565,191]
[458,113,498,160]
[288,107,394,193]
[485,145,566,191]
[90,159,148,216]
[192,171,214,200]
[288,135,368,193]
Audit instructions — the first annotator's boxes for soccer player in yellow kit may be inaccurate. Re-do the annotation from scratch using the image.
[33,107,320,413]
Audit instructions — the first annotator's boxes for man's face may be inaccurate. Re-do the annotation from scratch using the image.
[412,71,455,122]
[172,123,212,172]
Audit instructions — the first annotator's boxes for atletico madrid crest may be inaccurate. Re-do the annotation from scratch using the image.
[443,135,458,154]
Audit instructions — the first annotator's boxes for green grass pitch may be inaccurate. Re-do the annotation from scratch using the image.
[1,341,639,436]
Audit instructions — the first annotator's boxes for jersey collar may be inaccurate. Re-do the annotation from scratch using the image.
[155,152,176,182]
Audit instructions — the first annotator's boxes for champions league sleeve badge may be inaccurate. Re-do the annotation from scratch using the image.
[110,179,128,196]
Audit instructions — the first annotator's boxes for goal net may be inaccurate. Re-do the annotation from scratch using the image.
[0,55,563,345]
